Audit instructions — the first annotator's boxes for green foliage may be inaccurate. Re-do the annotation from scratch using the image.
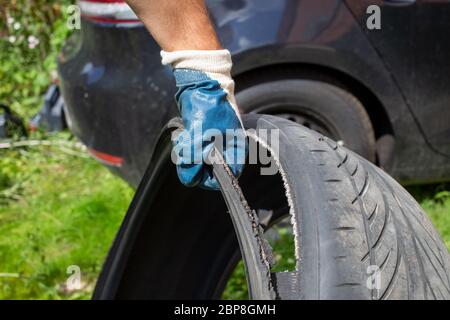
[0,0,73,118]
[0,134,133,299]
[269,225,296,273]
[408,183,450,248]
[222,260,248,300]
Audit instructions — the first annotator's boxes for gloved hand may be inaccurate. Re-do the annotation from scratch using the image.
[162,49,246,190]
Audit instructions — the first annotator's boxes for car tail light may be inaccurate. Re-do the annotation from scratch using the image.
[77,0,143,26]
[88,148,124,167]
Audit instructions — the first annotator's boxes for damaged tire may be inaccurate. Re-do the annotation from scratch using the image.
[240,115,450,299]
[94,115,450,300]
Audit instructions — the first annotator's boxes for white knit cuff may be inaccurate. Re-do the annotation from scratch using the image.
[161,49,232,75]
[161,49,243,127]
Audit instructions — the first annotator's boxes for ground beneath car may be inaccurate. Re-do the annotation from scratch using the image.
[0,132,449,299]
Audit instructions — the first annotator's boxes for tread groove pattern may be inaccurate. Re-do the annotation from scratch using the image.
[368,203,378,222]
[266,119,450,300]
[391,192,438,299]
[322,139,377,299]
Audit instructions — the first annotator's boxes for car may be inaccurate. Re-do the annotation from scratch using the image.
[58,0,450,188]
[93,114,450,299]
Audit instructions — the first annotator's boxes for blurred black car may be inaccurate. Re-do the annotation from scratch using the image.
[58,0,450,187]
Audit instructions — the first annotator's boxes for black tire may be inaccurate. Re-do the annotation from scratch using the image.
[240,115,450,299]
[94,115,449,300]
[236,79,376,162]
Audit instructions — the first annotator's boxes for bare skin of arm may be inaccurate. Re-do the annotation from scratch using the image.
[125,0,245,190]
[125,0,222,51]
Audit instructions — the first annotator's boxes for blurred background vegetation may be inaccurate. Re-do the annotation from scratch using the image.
[0,0,449,300]
[0,0,72,118]
[0,0,133,299]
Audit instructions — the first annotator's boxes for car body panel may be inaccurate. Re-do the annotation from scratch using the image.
[59,23,177,185]
[58,0,450,187]
[346,0,450,156]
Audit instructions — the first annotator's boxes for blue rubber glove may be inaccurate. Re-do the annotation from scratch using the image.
[162,50,247,190]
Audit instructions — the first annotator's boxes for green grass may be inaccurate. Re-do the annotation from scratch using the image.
[1,1,73,118]
[408,184,450,248]
[1,1,131,299]
[0,134,133,299]
[0,136,449,299]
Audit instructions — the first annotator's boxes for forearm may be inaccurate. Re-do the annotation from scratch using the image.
[126,1,244,189]
[125,0,222,51]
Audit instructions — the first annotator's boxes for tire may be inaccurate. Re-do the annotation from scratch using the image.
[236,79,376,162]
[239,115,450,299]
[94,115,449,300]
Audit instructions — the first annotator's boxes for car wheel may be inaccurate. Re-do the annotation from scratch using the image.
[236,79,376,162]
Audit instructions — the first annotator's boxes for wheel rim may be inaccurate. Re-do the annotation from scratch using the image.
[250,104,340,141]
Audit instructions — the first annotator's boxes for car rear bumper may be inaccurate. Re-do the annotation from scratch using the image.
[58,20,177,186]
